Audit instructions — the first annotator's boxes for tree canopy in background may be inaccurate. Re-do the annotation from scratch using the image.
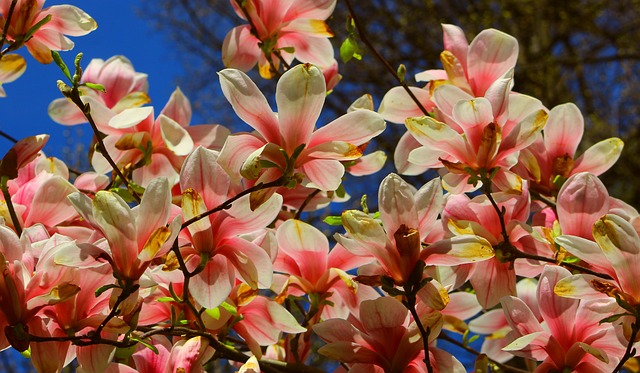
[143,0,640,206]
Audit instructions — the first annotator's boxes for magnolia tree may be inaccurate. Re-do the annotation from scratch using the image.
[0,0,635,372]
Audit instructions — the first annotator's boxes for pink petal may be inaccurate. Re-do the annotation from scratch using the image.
[536,266,578,347]
[466,29,519,96]
[218,69,280,143]
[543,103,584,160]
[276,64,325,152]
[159,87,192,126]
[286,0,336,20]
[308,109,385,147]
[278,27,335,67]
[557,172,609,239]
[451,98,494,153]
[218,237,273,289]
[222,26,260,71]
[347,151,386,176]
[470,258,516,309]
[572,138,624,176]
[180,146,230,208]
[442,24,469,69]
[42,5,97,36]
[276,219,328,284]
[379,86,433,124]
[190,257,235,309]
[378,173,419,238]
[300,158,344,191]
[24,175,78,227]
[500,296,544,336]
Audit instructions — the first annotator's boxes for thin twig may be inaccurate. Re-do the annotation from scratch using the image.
[612,321,639,373]
[181,177,285,230]
[343,0,429,116]
[438,333,530,373]
[1,178,21,236]
[403,282,433,373]
[0,129,17,143]
[67,95,140,202]
[0,0,17,56]
[294,188,321,220]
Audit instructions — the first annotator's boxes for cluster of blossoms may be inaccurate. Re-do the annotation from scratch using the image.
[0,1,637,373]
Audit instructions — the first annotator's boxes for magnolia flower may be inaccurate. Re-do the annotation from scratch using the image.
[218,64,385,192]
[48,55,150,125]
[314,296,466,372]
[222,0,336,78]
[515,103,623,196]
[555,213,640,340]
[337,173,494,286]
[502,266,625,372]
[68,177,181,282]
[0,0,97,63]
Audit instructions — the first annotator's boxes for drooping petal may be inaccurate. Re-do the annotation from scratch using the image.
[572,138,623,176]
[158,115,194,156]
[278,23,335,66]
[470,258,516,309]
[308,109,385,147]
[191,257,235,309]
[300,158,344,191]
[379,86,433,124]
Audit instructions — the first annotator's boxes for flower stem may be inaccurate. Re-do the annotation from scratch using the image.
[612,320,640,373]
[1,176,21,236]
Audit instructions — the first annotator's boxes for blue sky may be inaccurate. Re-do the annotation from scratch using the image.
[0,0,190,157]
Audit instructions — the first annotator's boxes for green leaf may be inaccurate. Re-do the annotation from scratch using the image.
[112,188,135,203]
[128,181,146,195]
[156,297,175,303]
[259,160,281,170]
[51,51,72,82]
[335,182,346,198]
[323,215,342,226]
[130,336,159,354]
[220,301,238,316]
[280,46,295,54]
[24,15,51,41]
[95,283,118,297]
[205,307,221,320]
[84,82,106,93]
[340,36,363,63]
[599,312,631,324]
